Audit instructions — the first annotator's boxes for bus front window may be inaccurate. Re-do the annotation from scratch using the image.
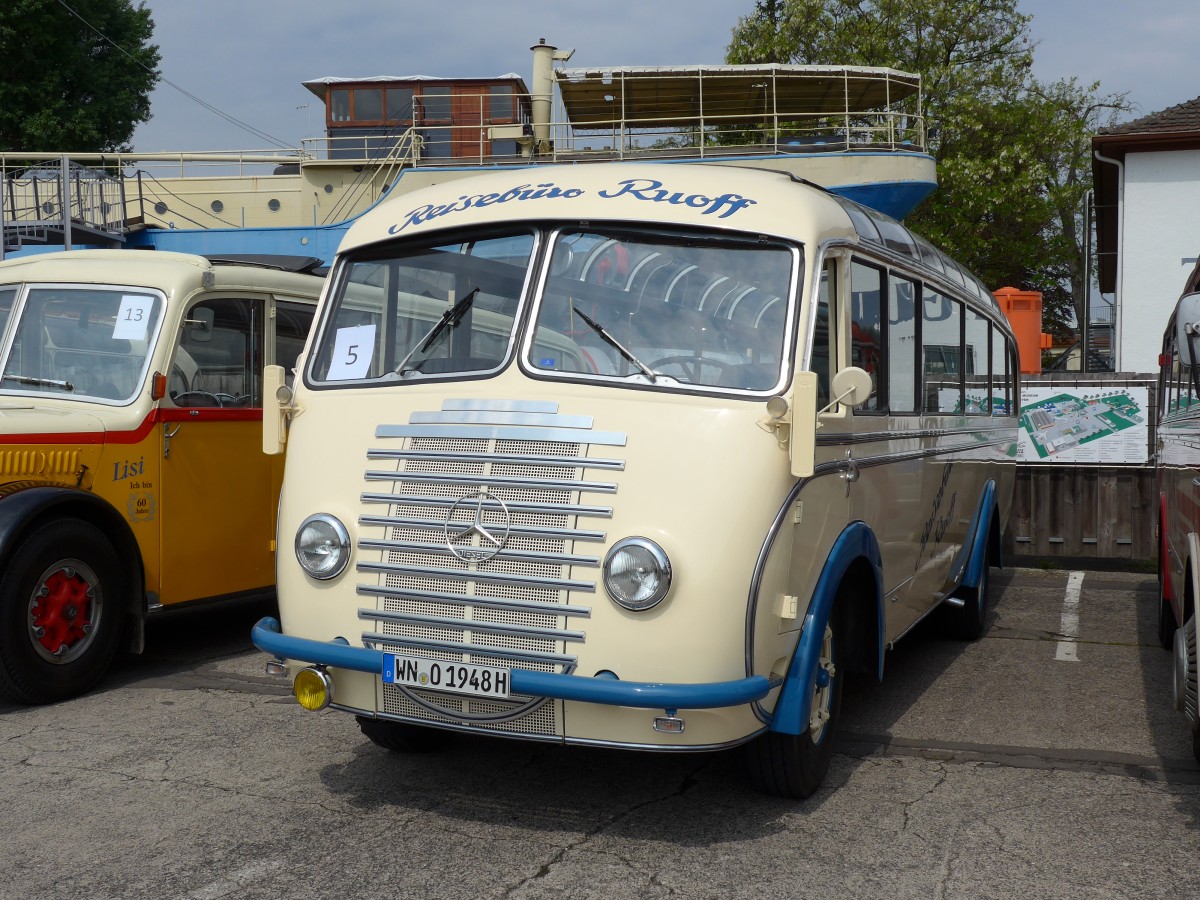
[311,231,536,383]
[0,287,164,403]
[530,229,796,392]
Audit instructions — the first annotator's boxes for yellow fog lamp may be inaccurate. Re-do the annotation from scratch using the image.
[293,666,334,710]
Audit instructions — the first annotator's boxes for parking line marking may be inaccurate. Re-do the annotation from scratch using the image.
[1056,570,1085,662]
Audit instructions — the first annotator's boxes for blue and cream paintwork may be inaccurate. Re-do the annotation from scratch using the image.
[256,163,1017,751]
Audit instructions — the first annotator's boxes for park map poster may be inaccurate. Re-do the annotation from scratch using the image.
[1016,386,1149,464]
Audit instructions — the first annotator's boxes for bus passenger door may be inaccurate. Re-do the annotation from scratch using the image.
[157,296,272,606]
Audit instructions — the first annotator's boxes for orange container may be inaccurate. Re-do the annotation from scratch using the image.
[993,286,1043,374]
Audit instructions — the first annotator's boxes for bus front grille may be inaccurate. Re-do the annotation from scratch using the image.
[357,399,625,734]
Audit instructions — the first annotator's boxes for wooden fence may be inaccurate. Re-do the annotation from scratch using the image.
[1004,372,1157,564]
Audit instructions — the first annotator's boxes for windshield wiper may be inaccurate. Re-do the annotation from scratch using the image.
[2,373,74,391]
[395,287,480,375]
[571,307,657,382]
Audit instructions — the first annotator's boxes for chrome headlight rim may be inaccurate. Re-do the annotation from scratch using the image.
[294,513,351,580]
[603,536,672,612]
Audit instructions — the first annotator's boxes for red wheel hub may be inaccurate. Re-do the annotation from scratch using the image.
[31,568,94,655]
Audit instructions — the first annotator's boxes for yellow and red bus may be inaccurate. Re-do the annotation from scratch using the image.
[0,250,322,704]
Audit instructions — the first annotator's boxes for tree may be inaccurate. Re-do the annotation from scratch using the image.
[726,0,1130,337]
[0,0,159,153]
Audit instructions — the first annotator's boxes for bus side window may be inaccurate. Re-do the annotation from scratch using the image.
[991,325,1008,415]
[850,260,884,411]
[888,273,917,413]
[922,290,962,414]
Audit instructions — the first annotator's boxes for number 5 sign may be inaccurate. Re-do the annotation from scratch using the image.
[327,324,376,380]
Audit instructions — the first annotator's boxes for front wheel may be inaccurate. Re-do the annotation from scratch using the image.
[744,605,844,799]
[0,519,126,704]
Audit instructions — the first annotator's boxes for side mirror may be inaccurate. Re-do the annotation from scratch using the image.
[183,307,215,342]
[262,364,289,455]
[826,366,874,410]
[1176,293,1200,367]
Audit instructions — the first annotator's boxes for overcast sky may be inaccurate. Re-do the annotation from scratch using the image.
[127,0,1197,153]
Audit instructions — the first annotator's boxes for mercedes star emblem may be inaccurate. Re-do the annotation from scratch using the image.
[445,487,512,562]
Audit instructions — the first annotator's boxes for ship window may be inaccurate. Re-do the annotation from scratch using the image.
[330,89,350,123]
[386,87,414,122]
[489,84,515,121]
[355,89,383,122]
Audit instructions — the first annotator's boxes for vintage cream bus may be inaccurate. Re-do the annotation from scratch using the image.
[252,162,1018,797]
[1154,259,1200,761]
[0,250,321,704]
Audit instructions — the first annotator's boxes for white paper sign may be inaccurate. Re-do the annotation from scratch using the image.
[327,324,376,380]
[112,294,154,341]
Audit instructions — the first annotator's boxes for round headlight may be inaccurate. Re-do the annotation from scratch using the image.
[295,513,350,580]
[603,537,672,611]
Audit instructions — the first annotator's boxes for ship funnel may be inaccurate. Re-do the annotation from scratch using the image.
[530,39,573,155]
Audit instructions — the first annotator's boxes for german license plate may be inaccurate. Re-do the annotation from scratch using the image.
[383,654,510,699]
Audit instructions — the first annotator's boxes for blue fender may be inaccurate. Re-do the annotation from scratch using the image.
[770,521,883,736]
[955,479,997,594]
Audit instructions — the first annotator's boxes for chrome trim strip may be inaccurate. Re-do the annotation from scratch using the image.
[357,585,592,619]
[356,560,595,592]
[358,514,608,543]
[362,632,578,666]
[846,438,1009,469]
[409,410,594,429]
[366,448,626,471]
[375,423,628,445]
[562,731,764,753]
[360,708,765,751]
[358,538,600,568]
[362,469,617,493]
[816,424,1016,445]
[440,399,559,414]
[360,492,614,519]
[360,608,586,643]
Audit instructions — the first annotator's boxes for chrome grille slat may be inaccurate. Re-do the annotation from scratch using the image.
[363,633,578,665]
[359,538,599,567]
[358,514,607,543]
[359,399,625,733]
[356,586,591,619]
[363,469,617,494]
[360,492,613,518]
[367,449,625,471]
[358,560,594,592]
[360,609,586,643]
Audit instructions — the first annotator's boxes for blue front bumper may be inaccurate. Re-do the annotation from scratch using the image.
[252,616,776,711]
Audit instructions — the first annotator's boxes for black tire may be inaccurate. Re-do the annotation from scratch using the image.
[356,716,454,753]
[1193,724,1200,765]
[744,602,845,799]
[948,557,991,641]
[0,519,126,705]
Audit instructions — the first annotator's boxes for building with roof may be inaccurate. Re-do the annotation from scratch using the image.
[1093,96,1200,372]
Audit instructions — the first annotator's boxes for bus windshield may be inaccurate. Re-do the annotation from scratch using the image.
[0,285,164,403]
[530,229,795,391]
[311,231,536,382]
[309,226,797,393]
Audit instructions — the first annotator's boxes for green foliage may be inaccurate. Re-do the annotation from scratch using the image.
[726,0,1131,339]
[0,0,159,153]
